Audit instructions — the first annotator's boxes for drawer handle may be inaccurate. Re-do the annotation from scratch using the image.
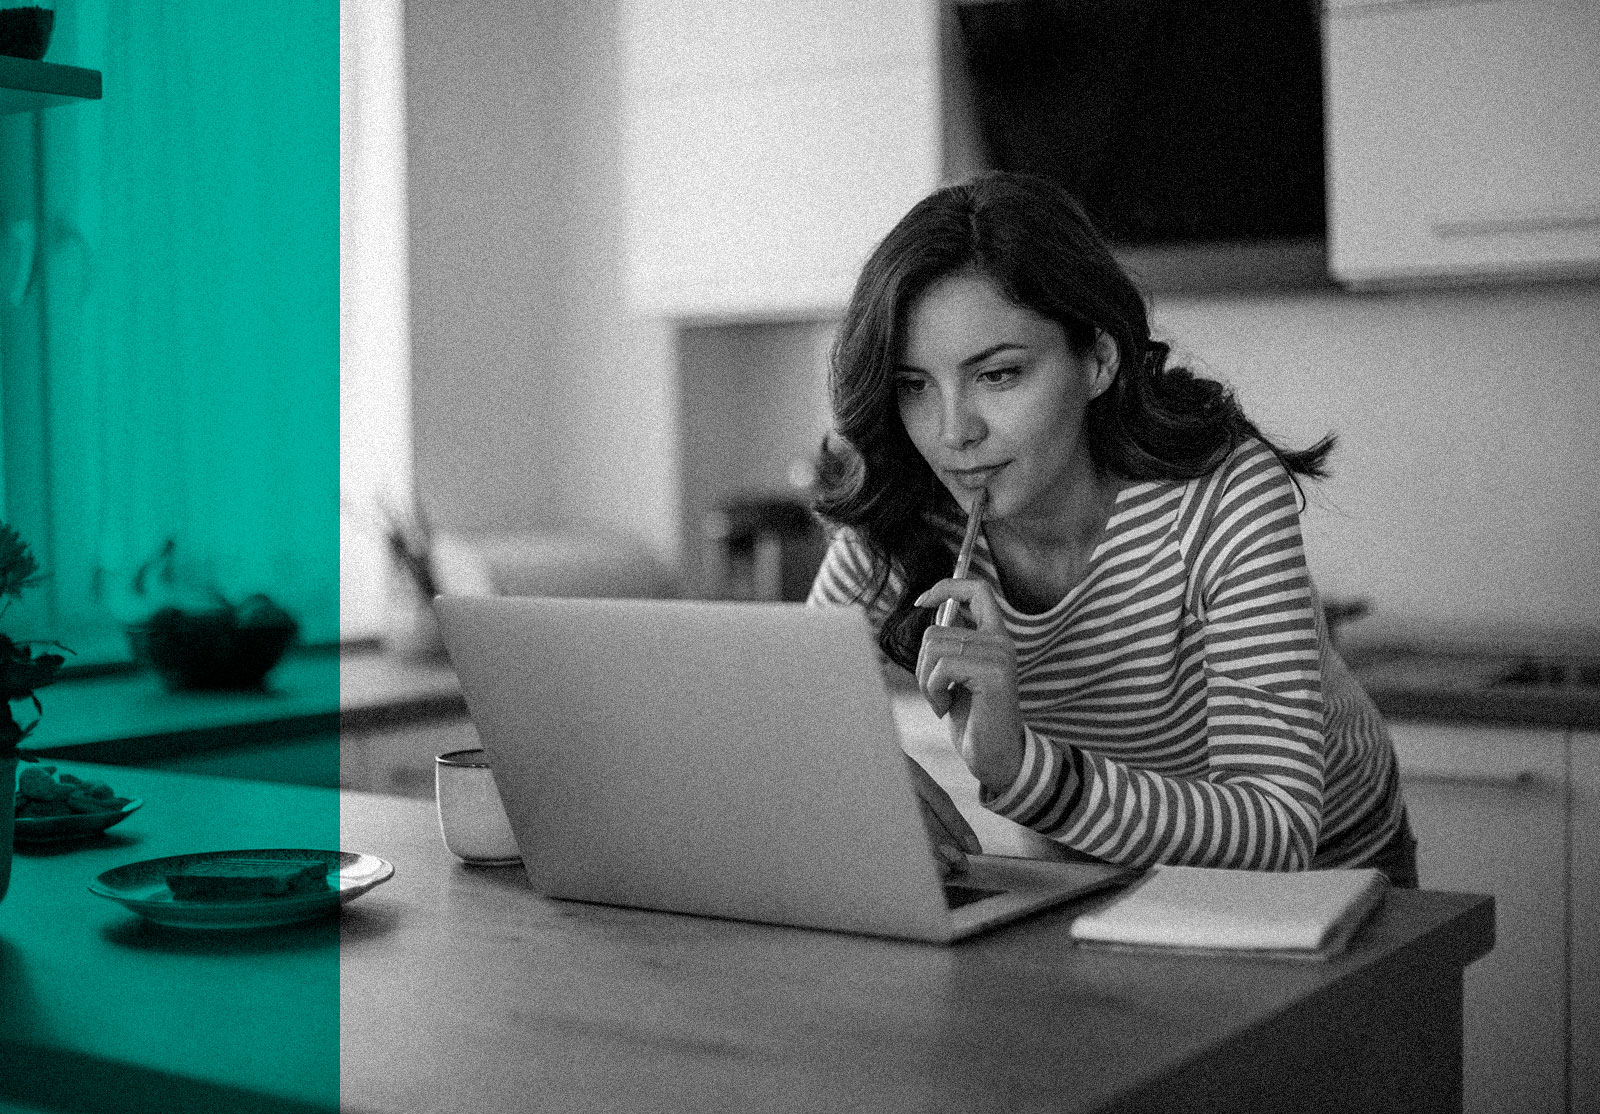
[1401,768,1539,790]
[1433,208,1600,239]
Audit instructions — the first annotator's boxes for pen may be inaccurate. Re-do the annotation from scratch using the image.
[935,488,988,628]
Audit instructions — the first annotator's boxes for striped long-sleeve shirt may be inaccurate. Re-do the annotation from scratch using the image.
[808,439,1405,872]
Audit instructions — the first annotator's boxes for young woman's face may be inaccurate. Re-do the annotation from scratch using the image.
[894,271,1116,524]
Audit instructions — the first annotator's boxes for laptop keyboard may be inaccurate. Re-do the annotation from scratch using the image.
[943,883,1004,910]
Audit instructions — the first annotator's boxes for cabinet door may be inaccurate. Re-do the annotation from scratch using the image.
[1572,730,1599,1114]
[1323,0,1600,288]
[1388,721,1567,1114]
[621,0,941,320]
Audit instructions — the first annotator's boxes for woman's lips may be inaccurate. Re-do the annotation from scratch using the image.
[945,463,1006,491]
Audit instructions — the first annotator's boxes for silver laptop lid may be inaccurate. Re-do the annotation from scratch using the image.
[436,595,956,941]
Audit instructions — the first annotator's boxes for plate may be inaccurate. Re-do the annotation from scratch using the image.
[14,799,143,844]
[88,848,395,930]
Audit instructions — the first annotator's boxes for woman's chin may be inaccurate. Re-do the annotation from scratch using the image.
[951,485,999,519]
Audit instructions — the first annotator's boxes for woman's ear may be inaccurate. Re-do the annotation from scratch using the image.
[1089,331,1120,399]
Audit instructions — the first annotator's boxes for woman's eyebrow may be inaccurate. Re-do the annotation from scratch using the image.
[896,343,1028,375]
[960,343,1027,368]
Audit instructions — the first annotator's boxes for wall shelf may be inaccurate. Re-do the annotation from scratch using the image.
[0,54,102,115]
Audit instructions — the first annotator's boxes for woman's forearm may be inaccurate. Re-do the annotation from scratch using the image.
[984,725,1323,871]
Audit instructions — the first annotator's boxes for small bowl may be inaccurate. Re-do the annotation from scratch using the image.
[14,798,142,844]
[0,6,54,61]
[127,604,298,691]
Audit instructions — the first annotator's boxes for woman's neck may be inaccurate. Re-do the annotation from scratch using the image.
[983,464,1123,612]
[989,457,1120,553]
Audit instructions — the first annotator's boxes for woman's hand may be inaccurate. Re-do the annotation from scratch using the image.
[914,578,1025,793]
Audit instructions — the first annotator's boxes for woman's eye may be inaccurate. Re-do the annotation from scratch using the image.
[977,367,1020,386]
[894,377,927,396]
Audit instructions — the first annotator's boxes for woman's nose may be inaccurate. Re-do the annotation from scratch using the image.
[940,395,985,450]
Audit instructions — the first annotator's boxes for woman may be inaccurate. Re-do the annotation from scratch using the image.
[808,172,1416,886]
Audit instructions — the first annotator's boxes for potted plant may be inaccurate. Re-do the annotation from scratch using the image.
[376,498,446,662]
[0,5,55,61]
[121,539,300,692]
[0,521,67,903]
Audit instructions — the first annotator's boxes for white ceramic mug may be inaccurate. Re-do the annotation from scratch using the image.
[435,748,521,865]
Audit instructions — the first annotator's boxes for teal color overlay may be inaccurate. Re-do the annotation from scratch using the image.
[2,1,340,647]
[1,1,339,1110]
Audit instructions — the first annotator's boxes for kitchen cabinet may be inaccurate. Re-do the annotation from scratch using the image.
[1322,0,1600,288]
[1572,730,1600,1114]
[1387,721,1566,1114]
[620,0,941,320]
[624,0,1600,307]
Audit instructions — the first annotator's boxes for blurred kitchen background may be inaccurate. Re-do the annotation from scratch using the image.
[342,0,1600,657]
[5,5,1595,1111]
[346,15,1600,1103]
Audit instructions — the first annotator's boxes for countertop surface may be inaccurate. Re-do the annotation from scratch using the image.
[20,635,1600,764]
[1347,645,1600,728]
[1,764,1494,1114]
[23,647,465,759]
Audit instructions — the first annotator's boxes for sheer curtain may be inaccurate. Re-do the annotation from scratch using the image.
[0,1,339,650]
[340,0,415,642]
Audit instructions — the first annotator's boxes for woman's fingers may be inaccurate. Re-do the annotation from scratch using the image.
[915,578,1017,719]
[918,628,1009,716]
[916,635,951,716]
[925,650,1008,703]
[911,580,1027,791]
[915,577,1004,631]
[917,624,976,701]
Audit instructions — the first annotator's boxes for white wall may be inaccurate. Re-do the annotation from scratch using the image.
[340,0,414,638]
[1155,280,1600,649]
[402,0,677,562]
[403,0,561,535]
[539,1,679,560]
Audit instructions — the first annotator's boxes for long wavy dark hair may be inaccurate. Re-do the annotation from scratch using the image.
[814,171,1334,670]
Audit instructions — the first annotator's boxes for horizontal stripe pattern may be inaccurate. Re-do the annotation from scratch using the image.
[809,440,1403,872]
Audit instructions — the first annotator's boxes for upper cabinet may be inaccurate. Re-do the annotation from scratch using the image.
[1323,0,1600,289]
[623,0,1600,315]
[621,0,941,321]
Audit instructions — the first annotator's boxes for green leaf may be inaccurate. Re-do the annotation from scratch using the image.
[0,520,43,600]
[0,647,65,701]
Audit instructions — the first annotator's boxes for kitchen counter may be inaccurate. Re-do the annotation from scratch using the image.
[22,647,465,761]
[22,636,1600,770]
[1348,646,1600,728]
[0,764,1494,1114]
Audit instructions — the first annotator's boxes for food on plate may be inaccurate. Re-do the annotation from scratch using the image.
[14,765,133,818]
[165,859,332,902]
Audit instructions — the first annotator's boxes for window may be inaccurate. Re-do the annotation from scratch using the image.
[340,0,416,643]
[0,1,340,660]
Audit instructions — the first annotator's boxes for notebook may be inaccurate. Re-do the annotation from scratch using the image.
[1068,864,1389,961]
[434,595,1133,944]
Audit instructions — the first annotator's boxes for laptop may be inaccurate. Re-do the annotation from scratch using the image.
[435,595,1132,944]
